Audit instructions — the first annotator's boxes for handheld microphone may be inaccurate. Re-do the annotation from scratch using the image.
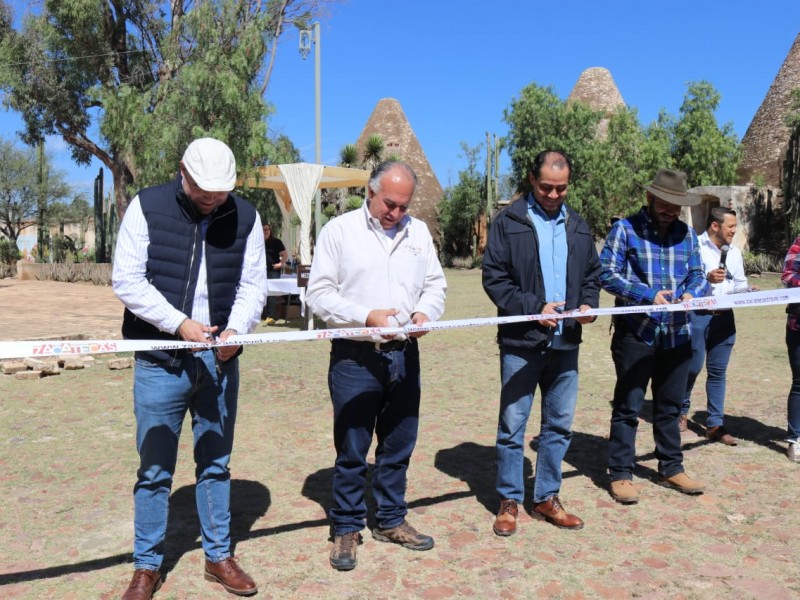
[719,245,730,269]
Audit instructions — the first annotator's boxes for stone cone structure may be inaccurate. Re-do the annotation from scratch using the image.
[355,98,443,244]
[738,33,800,187]
[567,67,626,140]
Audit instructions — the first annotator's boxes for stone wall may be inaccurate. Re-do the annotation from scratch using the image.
[686,185,785,253]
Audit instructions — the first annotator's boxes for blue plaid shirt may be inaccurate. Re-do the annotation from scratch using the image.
[600,207,706,347]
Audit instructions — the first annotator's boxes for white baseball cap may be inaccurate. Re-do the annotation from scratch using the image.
[181,138,237,192]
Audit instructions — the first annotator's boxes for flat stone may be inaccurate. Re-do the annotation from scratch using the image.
[23,357,48,370]
[15,370,43,380]
[62,357,86,370]
[40,362,60,376]
[81,355,96,367]
[2,361,29,375]
[107,357,133,370]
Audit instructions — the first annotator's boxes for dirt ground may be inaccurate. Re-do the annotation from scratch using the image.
[1,271,798,599]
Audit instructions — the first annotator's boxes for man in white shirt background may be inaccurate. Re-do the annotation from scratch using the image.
[306,161,446,572]
[681,206,756,445]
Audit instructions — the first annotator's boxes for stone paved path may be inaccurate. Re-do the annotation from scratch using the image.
[0,279,122,341]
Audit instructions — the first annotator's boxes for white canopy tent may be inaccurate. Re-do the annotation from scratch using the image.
[239,163,371,265]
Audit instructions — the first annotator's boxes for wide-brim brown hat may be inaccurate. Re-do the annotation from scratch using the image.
[640,169,702,207]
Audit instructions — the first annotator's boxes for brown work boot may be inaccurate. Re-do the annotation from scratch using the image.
[659,472,705,495]
[705,426,737,446]
[492,499,519,536]
[121,569,161,600]
[609,479,640,505]
[532,496,584,530]
[329,531,362,571]
[372,519,434,550]
[204,557,257,596]
[679,414,688,432]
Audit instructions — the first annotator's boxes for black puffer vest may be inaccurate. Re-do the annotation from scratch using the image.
[121,177,257,365]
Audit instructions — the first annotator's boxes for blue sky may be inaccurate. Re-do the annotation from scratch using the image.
[2,0,799,198]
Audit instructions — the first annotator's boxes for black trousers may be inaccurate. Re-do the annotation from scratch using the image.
[608,323,691,480]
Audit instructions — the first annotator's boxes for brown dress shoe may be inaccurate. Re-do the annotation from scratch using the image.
[121,569,161,600]
[492,499,518,536]
[532,496,584,530]
[706,426,737,446]
[204,557,258,596]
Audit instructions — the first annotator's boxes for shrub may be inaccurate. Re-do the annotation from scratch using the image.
[743,250,784,275]
[0,239,21,265]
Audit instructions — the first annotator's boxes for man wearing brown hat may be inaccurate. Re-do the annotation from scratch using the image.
[113,138,266,597]
[599,168,708,505]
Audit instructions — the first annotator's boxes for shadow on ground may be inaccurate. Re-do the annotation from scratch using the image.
[0,479,270,586]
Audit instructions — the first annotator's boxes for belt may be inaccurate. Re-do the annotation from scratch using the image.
[332,338,410,352]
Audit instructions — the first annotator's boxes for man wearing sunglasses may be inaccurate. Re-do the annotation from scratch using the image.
[483,150,600,536]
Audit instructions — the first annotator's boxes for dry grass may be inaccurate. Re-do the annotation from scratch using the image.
[0,270,797,599]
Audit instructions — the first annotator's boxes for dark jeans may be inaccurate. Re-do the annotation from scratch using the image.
[327,338,421,535]
[786,327,800,441]
[608,323,691,480]
[682,310,736,428]
[264,270,281,318]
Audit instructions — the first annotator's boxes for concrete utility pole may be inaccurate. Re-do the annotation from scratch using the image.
[300,22,322,239]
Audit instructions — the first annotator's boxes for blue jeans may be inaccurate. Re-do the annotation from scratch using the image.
[682,311,736,428]
[328,339,421,535]
[496,347,579,503]
[132,350,238,571]
[785,327,800,441]
[609,323,690,480]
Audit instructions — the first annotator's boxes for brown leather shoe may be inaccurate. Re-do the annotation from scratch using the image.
[706,426,737,446]
[204,557,257,596]
[679,414,688,432]
[492,499,518,536]
[121,569,161,600]
[532,496,584,530]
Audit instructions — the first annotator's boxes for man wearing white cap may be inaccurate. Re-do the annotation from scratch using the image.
[113,137,266,598]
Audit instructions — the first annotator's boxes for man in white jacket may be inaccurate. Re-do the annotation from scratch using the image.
[306,161,446,572]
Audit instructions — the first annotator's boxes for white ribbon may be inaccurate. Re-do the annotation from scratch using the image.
[2,288,798,360]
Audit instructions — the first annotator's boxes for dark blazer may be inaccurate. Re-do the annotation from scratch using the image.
[482,197,601,350]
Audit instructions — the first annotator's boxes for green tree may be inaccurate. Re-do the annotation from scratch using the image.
[0,0,330,218]
[439,143,484,259]
[502,80,740,238]
[504,83,602,201]
[0,138,70,245]
[672,81,740,186]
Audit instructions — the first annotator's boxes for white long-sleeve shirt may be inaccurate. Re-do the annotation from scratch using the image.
[112,195,267,335]
[306,202,446,338]
[697,231,749,296]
